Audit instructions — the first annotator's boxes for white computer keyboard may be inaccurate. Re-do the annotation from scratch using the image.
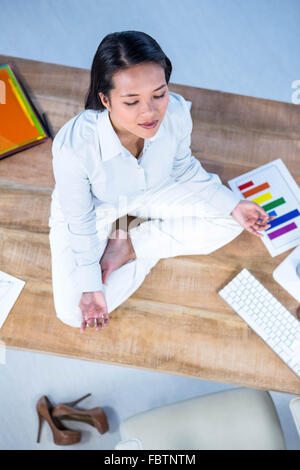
[218,268,300,379]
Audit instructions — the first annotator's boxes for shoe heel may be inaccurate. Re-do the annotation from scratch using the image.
[94,409,109,434]
[37,411,44,443]
[65,393,92,407]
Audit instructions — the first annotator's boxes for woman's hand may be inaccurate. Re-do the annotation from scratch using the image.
[79,290,109,333]
[231,200,276,237]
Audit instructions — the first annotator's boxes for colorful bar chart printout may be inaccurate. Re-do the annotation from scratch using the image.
[228,159,300,256]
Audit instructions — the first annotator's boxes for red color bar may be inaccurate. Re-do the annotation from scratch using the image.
[243,182,270,198]
[238,181,254,191]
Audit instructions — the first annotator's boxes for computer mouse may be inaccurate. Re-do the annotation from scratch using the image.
[296,263,300,279]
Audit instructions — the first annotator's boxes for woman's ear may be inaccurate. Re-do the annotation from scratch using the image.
[99,92,111,112]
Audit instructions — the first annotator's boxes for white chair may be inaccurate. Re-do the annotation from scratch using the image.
[289,397,300,438]
[115,387,287,450]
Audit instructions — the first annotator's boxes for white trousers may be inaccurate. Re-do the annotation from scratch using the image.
[49,177,244,328]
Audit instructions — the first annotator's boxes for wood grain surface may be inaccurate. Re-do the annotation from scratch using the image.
[0,54,299,393]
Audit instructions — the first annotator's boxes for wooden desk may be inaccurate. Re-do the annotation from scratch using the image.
[0,55,299,394]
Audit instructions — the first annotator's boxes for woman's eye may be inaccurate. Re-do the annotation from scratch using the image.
[125,92,166,106]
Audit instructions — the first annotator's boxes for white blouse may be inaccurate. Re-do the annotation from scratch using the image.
[50,91,241,293]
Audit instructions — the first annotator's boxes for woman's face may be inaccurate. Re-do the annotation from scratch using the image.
[99,62,170,142]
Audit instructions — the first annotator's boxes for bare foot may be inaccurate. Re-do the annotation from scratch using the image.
[100,229,136,285]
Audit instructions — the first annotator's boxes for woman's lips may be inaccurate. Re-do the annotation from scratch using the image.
[138,120,158,129]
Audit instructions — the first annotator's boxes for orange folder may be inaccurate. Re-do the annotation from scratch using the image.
[0,63,49,159]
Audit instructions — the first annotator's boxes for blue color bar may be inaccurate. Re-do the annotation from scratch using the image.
[266,209,300,231]
[268,210,277,217]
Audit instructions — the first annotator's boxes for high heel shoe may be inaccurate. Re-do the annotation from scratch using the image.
[36,395,81,445]
[51,393,109,435]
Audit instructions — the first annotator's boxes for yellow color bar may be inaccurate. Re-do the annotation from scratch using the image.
[251,192,273,204]
[9,77,35,127]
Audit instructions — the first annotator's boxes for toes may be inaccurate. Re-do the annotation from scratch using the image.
[102,267,112,285]
[100,259,113,274]
[102,269,108,284]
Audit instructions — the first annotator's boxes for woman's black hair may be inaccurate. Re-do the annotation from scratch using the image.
[84,30,172,111]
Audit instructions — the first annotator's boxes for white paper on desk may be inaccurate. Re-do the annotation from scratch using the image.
[228,158,300,257]
[0,270,25,328]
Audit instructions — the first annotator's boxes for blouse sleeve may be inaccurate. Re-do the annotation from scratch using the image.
[51,133,104,294]
[170,95,242,215]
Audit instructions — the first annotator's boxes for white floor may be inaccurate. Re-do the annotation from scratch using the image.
[0,348,299,450]
[0,0,299,450]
